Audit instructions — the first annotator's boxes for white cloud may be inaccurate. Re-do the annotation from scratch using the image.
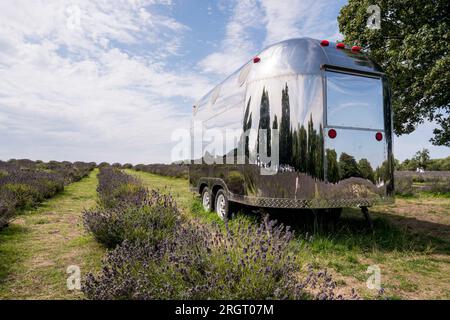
[1,0,446,163]
[196,0,449,161]
[199,0,344,77]
[261,0,343,45]
[0,0,212,164]
[198,0,265,76]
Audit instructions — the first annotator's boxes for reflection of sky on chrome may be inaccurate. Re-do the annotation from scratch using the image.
[326,129,386,169]
[326,72,384,130]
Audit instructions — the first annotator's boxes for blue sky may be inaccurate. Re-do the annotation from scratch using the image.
[0,0,448,164]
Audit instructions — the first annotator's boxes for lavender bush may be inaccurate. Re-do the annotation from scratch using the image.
[0,159,95,229]
[83,168,182,248]
[83,191,182,248]
[134,164,188,179]
[395,175,414,196]
[96,167,147,208]
[83,216,343,300]
[395,171,450,195]
[83,167,353,300]
[0,188,15,228]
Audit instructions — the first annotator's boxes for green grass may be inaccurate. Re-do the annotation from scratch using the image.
[129,170,450,300]
[3,167,444,300]
[420,191,450,199]
[397,191,450,200]
[125,169,193,209]
[0,170,105,299]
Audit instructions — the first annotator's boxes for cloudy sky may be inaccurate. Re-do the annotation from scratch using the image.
[0,0,448,164]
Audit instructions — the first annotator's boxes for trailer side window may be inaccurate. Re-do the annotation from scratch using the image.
[326,71,384,130]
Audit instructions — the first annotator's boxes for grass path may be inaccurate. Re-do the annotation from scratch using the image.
[126,170,192,211]
[129,170,450,300]
[0,169,104,299]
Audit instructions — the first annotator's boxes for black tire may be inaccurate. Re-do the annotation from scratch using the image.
[214,189,230,220]
[201,187,212,212]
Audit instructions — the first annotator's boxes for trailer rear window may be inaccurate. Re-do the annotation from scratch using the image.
[326,71,384,130]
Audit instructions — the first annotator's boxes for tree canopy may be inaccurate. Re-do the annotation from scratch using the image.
[338,0,450,146]
[397,148,450,171]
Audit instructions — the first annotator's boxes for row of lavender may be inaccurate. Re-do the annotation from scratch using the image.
[395,171,450,196]
[94,162,188,178]
[0,159,96,229]
[83,167,178,248]
[133,164,188,179]
[82,167,345,299]
[119,162,450,197]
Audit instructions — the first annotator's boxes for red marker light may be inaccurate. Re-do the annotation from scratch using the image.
[328,129,337,139]
[336,42,345,49]
[375,132,383,141]
[351,45,361,52]
[320,40,329,46]
[253,57,261,63]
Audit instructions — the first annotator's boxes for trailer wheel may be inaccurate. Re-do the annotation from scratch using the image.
[201,187,212,212]
[214,189,230,220]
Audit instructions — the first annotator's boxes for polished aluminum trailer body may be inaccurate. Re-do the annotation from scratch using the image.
[190,38,394,209]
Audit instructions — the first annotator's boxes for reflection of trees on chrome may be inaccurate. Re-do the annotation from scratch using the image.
[279,84,292,166]
[326,149,391,184]
[359,158,375,183]
[339,153,361,180]
[243,98,252,160]
[247,83,325,179]
[240,82,391,184]
[326,149,340,183]
[256,88,271,157]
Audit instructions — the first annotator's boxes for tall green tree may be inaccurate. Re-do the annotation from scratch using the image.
[304,115,324,179]
[413,148,431,169]
[375,159,392,182]
[243,98,252,161]
[358,158,375,182]
[292,125,299,169]
[315,124,325,180]
[338,0,450,146]
[272,114,278,130]
[428,156,450,171]
[339,153,361,179]
[326,149,340,183]
[257,88,271,156]
[280,84,292,165]
[398,158,418,171]
[298,125,308,172]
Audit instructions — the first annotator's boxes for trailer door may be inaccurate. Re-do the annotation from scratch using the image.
[324,70,388,186]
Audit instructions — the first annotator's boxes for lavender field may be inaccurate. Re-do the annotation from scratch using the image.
[395,171,450,196]
[0,164,449,300]
[0,160,95,229]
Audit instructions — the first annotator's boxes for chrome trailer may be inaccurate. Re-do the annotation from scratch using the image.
[190,38,394,222]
